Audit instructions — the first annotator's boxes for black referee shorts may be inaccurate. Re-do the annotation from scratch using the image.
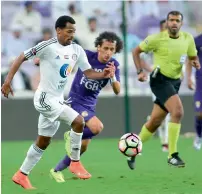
[150,71,181,112]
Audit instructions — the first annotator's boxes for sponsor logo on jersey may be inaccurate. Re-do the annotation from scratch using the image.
[64,55,69,59]
[60,64,72,78]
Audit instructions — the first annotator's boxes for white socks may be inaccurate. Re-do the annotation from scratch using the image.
[70,129,83,161]
[20,144,44,174]
[158,114,169,144]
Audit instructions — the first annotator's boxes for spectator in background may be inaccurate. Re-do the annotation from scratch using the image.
[35,28,53,45]
[2,24,30,58]
[11,1,42,33]
[78,17,100,51]
[1,57,32,91]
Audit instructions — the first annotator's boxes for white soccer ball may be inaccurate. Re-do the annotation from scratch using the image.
[118,133,142,157]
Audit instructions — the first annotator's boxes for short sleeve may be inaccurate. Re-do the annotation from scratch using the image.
[24,41,47,60]
[77,46,92,71]
[187,35,197,57]
[139,35,157,52]
[114,61,120,82]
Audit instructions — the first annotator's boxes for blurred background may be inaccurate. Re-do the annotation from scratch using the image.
[1,0,202,141]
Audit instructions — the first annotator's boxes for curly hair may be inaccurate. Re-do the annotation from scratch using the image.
[94,31,123,53]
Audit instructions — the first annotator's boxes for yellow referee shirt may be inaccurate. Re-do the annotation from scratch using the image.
[139,31,197,79]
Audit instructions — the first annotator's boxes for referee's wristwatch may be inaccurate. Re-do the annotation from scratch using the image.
[137,69,143,75]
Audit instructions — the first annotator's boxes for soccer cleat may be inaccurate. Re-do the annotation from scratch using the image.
[69,161,91,179]
[193,136,202,150]
[50,169,65,183]
[167,152,185,168]
[162,144,169,152]
[12,170,35,189]
[64,131,71,156]
[127,156,136,170]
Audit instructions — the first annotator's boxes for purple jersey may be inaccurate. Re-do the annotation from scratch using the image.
[195,34,202,77]
[69,50,120,107]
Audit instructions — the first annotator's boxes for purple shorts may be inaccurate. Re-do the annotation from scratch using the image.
[70,102,96,122]
[194,76,202,112]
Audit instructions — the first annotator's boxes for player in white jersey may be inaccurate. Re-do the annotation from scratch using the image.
[1,15,115,189]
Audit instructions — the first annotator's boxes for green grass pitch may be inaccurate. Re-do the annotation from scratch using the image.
[1,138,202,194]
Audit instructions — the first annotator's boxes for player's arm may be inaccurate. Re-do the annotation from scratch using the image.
[109,61,120,95]
[1,53,27,97]
[132,35,156,81]
[187,35,200,70]
[1,42,46,98]
[77,47,115,79]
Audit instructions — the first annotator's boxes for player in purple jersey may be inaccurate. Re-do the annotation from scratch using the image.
[187,34,202,150]
[50,31,123,182]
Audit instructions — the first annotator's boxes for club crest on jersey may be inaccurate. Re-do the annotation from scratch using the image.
[81,111,88,117]
[60,64,72,78]
[72,54,78,61]
[196,101,201,108]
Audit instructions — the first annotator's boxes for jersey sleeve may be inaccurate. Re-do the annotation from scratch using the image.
[187,34,197,57]
[24,41,47,60]
[114,61,120,82]
[139,35,157,52]
[194,35,202,51]
[77,46,92,71]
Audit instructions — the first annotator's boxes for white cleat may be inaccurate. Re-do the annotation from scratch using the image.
[193,137,202,150]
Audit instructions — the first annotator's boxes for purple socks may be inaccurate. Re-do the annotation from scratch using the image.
[195,116,202,138]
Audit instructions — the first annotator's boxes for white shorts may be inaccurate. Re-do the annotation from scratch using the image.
[34,91,79,137]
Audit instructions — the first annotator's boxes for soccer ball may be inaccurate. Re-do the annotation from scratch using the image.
[118,133,142,157]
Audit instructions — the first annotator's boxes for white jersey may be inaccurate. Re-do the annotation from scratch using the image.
[24,37,91,97]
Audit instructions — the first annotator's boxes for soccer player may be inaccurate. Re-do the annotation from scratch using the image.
[128,11,200,169]
[49,31,123,182]
[1,16,115,189]
[186,33,202,150]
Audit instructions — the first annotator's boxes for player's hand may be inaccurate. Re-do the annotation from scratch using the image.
[138,71,148,82]
[187,78,195,90]
[191,60,201,70]
[34,58,40,66]
[1,82,14,98]
[104,62,115,78]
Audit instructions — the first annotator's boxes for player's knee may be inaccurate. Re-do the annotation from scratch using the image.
[72,115,85,133]
[36,136,51,150]
[171,108,184,121]
[91,122,104,135]
[196,113,202,120]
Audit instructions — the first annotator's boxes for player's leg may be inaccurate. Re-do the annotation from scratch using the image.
[51,116,103,181]
[12,114,60,189]
[164,94,185,167]
[58,105,91,179]
[127,103,168,170]
[193,80,202,150]
[50,139,91,182]
[193,113,202,150]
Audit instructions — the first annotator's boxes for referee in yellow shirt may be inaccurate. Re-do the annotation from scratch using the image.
[128,11,200,169]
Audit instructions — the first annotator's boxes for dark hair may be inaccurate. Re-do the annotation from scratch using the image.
[160,19,166,27]
[95,31,123,53]
[55,15,75,29]
[88,17,97,24]
[167,11,183,21]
